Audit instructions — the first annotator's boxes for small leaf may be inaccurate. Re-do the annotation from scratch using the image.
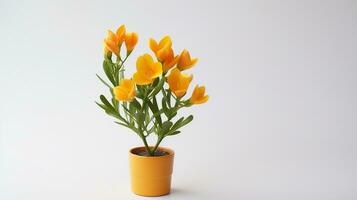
[167,115,194,135]
[152,77,159,87]
[169,111,177,119]
[150,77,165,97]
[181,115,194,127]
[144,106,150,125]
[114,65,120,83]
[168,131,181,136]
[111,95,119,111]
[167,90,172,107]
[171,117,184,131]
[100,95,115,111]
[97,101,124,121]
[159,121,173,136]
[136,85,145,99]
[135,112,146,127]
[129,103,136,123]
[115,121,139,134]
[103,60,116,85]
[121,104,137,123]
[95,101,107,111]
[148,125,156,134]
[115,121,129,127]
[162,97,170,118]
[148,97,162,126]
[96,74,113,88]
[122,104,130,113]
[131,99,142,110]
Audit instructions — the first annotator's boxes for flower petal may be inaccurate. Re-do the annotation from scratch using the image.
[167,68,192,97]
[150,62,163,79]
[104,39,119,55]
[133,72,152,85]
[125,32,138,51]
[137,54,154,75]
[159,36,172,48]
[189,85,208,104]
[173,89,187,98]
[114,87,128,101]
[149,38,158,53]
[193,95,209,104]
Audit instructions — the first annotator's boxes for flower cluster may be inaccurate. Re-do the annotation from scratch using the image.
[97,25,208,156]
[103,25,138,58]
[110,34,208,105]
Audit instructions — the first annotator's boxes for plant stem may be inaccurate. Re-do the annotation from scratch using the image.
[119,55,129,68]
[152,136,164,155]
[142,136,153,156]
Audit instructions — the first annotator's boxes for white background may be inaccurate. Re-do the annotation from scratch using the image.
[1,0,356,199]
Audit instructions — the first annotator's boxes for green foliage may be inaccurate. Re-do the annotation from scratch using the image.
[103,60,116,86]
[96,55,194,156]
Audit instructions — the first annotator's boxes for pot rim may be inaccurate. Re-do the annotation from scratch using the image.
[129,146,175,158]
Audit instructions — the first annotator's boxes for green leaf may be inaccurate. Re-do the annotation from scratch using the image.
[136,85,144,93]
[152,77,159,87]
[144,105,150,125]
[148,97,162,126]
[115,121,139,134]
[159,121,173,136]
[97,97,128,123]
[167,115,194,135]
[112,97,118,111]
[129,103,136,123]
[95,101,107,111]
[114,65,120,83]
[171,117,184,131]
[115,121,129,128]
[96,74,113,89]
[169,111,177,119]
[131,99,142,110]
[162,97,170,118]
[167,90,172,107]
[148,125,156,134]
[150,77,165,97]
[122,104,130,113]
[168,131,181,136]
[103,60,116,85]
[181,115,194,127]
[121,104,137,123]
[129,101,136,113]
[136,85,145,99]
[96,101,121,120]
[100,95,115,112]
[135,112,146,127]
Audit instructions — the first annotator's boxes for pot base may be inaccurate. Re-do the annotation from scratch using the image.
[129,146,174,197]
[131,176,172,197]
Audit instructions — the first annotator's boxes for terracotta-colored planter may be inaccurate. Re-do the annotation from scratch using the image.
[129,146,175,196]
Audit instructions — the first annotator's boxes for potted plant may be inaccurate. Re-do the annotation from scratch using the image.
[96,25,209,197]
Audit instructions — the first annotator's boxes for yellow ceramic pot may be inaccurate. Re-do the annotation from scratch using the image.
[129,146,174,197]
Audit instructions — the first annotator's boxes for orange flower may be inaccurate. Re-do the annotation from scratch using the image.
[133,54,163,85]
[167,68,193,97]
[189,85,209,104]
[177,49,198,71]
[162,48,179,72]
[149,36,172,62]
[116,25,126,46]
[125,32,139,52]
[113,79,136,102]
[104,30,120,56]
[103,25,126,56]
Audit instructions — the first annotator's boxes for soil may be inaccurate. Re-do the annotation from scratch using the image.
[134,150,169,157]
